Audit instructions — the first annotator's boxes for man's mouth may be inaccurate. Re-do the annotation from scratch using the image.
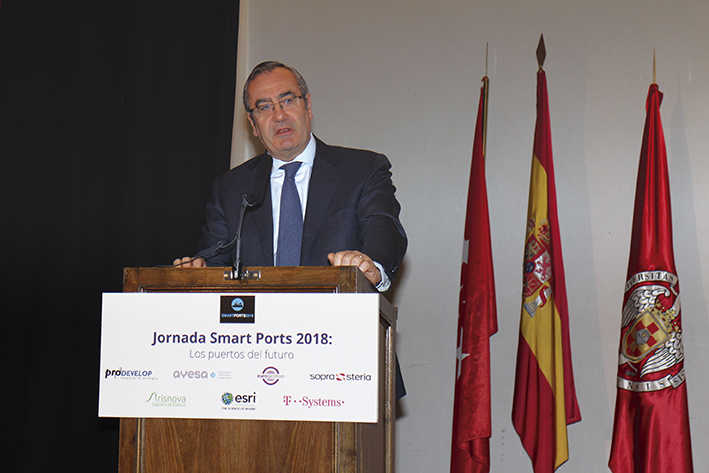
[275,127,293,136]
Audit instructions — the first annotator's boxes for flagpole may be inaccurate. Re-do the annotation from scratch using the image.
[652,48,656,84]
[482,43,489,157]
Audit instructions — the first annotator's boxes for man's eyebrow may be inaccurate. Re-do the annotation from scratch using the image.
[277,91,297,99]
[253,91,296,106]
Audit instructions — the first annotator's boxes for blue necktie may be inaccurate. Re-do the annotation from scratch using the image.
[276,161,303,266]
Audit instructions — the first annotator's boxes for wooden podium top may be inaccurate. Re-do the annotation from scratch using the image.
[123,266,395,325]
[124,265,374,294]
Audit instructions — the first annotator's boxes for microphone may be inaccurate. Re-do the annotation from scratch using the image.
[231,192,259,279]
[174,173,267,271]
[230,168,269,277]
[192,191,261,270]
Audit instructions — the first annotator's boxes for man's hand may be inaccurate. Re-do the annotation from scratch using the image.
[172,257,207,268]
[328,250,382,286]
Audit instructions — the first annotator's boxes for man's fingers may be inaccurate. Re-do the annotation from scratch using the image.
[328,250,381,286]
[172,257,206,268]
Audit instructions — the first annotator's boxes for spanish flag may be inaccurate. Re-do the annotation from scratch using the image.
[512,58,581,473]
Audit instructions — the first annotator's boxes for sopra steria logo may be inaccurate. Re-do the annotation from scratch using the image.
[309,372,373,382]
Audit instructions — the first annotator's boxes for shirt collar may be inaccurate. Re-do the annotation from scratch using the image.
[270,134,316,172]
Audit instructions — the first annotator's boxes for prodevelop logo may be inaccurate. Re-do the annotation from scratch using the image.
[220,295,255,323]
[104,367,154,380]
[309,372,373,382]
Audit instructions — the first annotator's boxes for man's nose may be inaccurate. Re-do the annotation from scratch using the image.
[273,103,287,119]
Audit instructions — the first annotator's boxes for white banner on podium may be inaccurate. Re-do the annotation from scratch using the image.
[98,293,379,422]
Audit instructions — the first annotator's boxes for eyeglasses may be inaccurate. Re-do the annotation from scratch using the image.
[249,94,304,115]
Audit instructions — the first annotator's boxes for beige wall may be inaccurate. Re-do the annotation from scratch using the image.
[235,0,709,471]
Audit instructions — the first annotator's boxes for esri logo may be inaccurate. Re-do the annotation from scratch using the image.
[220,391,257,411]
[221,392,234,405]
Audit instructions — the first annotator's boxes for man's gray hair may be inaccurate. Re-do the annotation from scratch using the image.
[242,61,310,112]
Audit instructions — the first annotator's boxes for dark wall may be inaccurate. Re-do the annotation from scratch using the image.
[2,1,238,470]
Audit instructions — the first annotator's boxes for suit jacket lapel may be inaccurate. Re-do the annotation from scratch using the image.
[250,154,275,265]
[302,139,339,264]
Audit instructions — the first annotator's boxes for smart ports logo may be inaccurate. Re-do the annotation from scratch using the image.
[145,392,187,408]
[309,372,373,382]
[220,296,256,323]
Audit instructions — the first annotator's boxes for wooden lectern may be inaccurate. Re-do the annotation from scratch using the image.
[119,266,396,473]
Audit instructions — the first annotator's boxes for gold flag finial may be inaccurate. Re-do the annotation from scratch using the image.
[536,34,546,69]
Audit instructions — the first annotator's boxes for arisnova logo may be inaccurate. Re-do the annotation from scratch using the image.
[145,392,187,407]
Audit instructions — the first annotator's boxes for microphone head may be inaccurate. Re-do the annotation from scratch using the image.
[242,192,257,208]
[243,187,265,208]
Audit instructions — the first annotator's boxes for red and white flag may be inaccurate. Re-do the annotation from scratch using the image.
[450,75,498,473]
[608,83,694,473]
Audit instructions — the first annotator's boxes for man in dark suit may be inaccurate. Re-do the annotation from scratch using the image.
[174,61,407,291]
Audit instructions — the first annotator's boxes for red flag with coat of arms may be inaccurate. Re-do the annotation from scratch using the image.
[608,82,694,473]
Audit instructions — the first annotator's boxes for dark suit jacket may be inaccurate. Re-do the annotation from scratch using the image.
[196,137,407,281]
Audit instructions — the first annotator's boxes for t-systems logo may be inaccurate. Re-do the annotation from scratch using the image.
[282,395,345,408]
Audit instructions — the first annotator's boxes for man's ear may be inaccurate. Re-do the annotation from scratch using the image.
[305,93,313,118]
[247,113,259,137]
